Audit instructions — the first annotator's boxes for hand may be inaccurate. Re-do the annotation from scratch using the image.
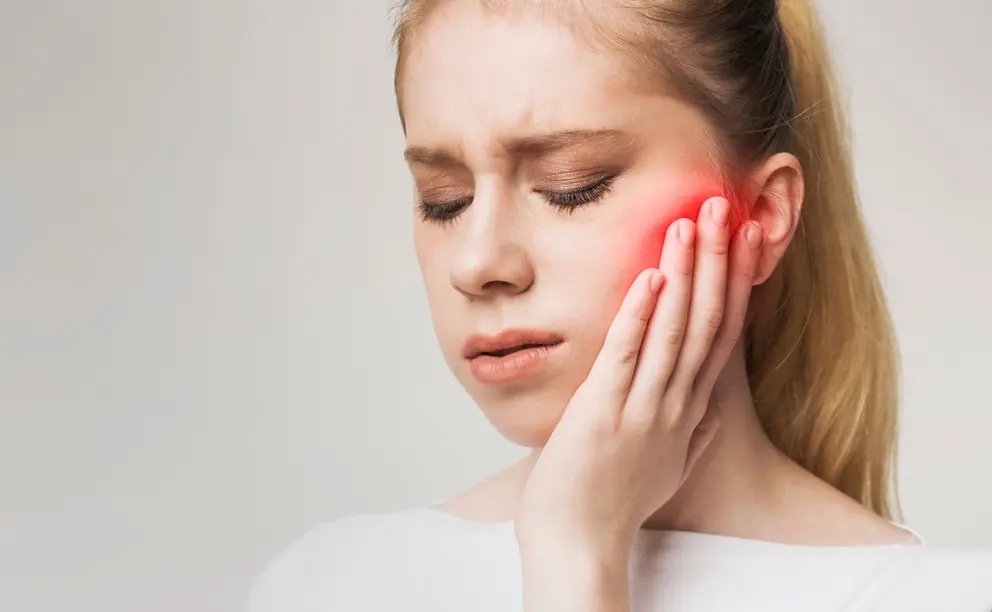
[514,196,763,559]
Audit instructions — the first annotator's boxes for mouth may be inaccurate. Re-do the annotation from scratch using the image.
[462,329,565,360]
[464,329,566,386]
[476,343,555,358]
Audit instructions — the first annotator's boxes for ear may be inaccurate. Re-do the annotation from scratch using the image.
[743,153,804,285]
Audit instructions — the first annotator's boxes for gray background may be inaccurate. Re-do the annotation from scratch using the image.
[1,1,989,611]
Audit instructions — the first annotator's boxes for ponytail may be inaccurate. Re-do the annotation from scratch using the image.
[745,0,901,519]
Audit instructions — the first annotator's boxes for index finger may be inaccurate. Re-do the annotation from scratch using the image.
[584,267,664,403]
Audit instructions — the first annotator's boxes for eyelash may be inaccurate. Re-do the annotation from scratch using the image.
[416,175,617,227]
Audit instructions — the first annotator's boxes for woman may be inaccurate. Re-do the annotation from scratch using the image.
[247,0,992,610]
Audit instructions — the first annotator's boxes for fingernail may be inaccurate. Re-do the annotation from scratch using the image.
[746,222,762,248]
[679,220,695,246]
[710,198,729,228]
[649,271,664,293]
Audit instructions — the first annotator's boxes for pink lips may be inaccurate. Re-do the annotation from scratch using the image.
[463,329,565,385]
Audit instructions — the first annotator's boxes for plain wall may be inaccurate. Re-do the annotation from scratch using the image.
[1,1,989,611]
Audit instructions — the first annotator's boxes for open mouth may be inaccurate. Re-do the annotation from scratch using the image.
[462,329,565,361]
[476,342,560,359]
[465,334,566,385]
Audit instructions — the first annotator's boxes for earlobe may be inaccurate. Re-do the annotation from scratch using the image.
[745,153,804,285]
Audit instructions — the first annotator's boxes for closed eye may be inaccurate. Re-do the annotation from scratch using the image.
[416,196,472,228]
[537,174,617,213]
[416,174,618,227]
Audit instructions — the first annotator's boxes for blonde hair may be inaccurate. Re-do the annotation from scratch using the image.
[391,0,901,520]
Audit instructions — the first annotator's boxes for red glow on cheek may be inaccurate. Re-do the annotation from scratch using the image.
[624,183,748,273]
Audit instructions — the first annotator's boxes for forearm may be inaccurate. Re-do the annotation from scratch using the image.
[519,541,631,612]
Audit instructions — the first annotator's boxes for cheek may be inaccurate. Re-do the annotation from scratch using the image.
[630,198,703,267]
[615,190,708,287]
[619,183,747,278]
[554,192,714,360]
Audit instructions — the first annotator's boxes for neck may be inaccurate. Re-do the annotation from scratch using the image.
[441,342,910,545]
[639,342,796,534]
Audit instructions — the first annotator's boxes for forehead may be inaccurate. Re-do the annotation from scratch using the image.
[398,2,647,148]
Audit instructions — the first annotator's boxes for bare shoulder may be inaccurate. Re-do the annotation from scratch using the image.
[761,460,925,546]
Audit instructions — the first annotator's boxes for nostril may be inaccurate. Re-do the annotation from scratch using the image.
[480,279,520,293]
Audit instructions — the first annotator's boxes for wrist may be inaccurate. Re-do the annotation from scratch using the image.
[517,531,633,586]
[515,518,636,564]
[517,533,631,568]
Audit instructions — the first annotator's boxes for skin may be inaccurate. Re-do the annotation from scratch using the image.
[399,3,914,610]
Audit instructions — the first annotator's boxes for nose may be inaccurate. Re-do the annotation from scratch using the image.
[449,192,535,300]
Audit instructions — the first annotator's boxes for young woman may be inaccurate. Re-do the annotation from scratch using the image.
[247,0,992,610]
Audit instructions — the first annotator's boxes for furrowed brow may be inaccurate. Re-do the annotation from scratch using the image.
[499,129,638,157]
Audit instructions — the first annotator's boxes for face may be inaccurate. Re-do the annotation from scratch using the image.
[399,4,731,447]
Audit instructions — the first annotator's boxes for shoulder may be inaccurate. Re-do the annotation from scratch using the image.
[243,509,439,612]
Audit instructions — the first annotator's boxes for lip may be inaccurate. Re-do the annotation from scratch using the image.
[462,329,564,359]
[463,329,565,386]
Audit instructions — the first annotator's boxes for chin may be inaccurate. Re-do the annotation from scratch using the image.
[475,385,571,448]
[448,340,594,448]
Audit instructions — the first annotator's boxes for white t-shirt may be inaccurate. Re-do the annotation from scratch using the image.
[246,507,992,612]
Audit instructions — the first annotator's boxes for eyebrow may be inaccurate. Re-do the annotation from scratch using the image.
[403,129,638,166]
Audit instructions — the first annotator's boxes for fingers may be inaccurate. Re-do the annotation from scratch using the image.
[693,220,763,397]
[584,267,664,404]
[667,197,732,399]
[624,218,696,419]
